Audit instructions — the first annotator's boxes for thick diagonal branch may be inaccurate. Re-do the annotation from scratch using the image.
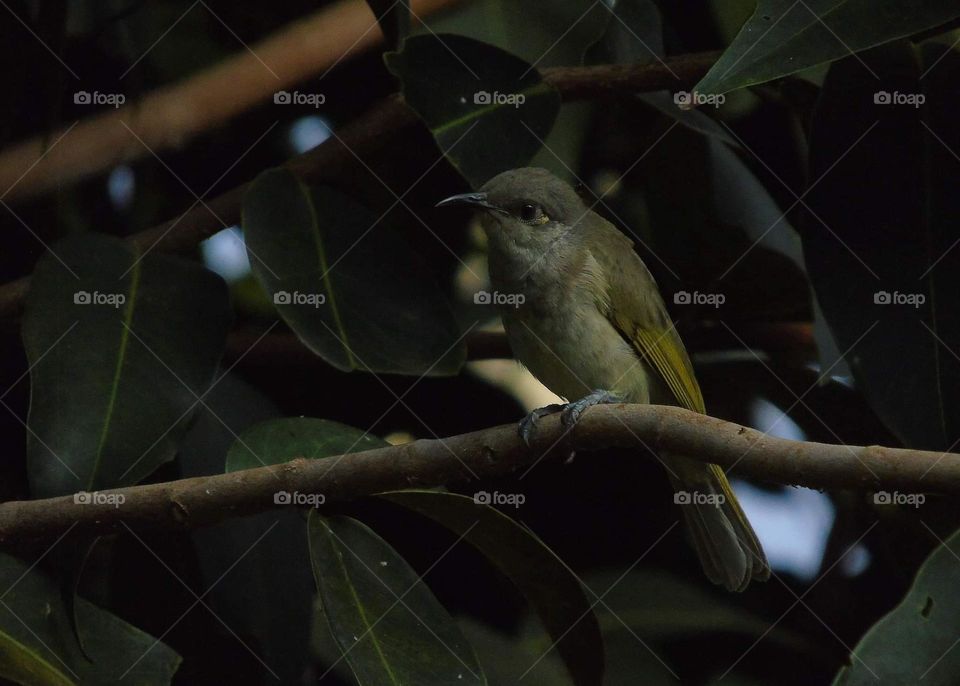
[0,403,954,546]
[0,0,460,204]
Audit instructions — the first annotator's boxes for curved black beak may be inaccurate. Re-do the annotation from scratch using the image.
[435,192,506,215]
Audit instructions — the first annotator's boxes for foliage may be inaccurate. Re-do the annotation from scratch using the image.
[1,0,959,683]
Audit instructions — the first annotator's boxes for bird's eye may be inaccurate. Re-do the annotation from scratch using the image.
[519,203,548,225]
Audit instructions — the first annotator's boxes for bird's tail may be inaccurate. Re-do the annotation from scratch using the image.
[666,454,769,592]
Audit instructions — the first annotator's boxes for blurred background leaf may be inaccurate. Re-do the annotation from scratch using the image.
[803,41,960,450]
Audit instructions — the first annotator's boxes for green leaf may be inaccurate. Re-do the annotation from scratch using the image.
[242,168,465,376]
[384,34,561,188]
[380,490,604,686]
[0,552,181,685]
[308,513,485,685]
[833,528,960,684]
[226,417,389,472]
[803,41,960,450]
[694,0,960,96]
[21,233,229,497]
[365,0,410,51]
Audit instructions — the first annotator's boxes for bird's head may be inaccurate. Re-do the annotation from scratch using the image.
[436,168,587,262]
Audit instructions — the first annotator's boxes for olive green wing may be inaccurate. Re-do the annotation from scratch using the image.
[585,223,769,590]
[585,226,705,414]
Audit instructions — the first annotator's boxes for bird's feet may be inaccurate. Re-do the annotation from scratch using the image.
[519,403,565,446]
[560,389,622,427]
[518,389,623,447]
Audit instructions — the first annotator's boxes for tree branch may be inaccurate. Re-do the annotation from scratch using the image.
[0,52,719,321]
[0,403,953,545]
[0,0,459,204]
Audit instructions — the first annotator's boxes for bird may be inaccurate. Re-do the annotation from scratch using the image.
[437,167,769,591]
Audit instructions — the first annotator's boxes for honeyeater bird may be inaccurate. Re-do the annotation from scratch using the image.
[437,167,769,591]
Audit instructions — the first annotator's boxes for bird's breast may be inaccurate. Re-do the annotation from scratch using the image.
[498,275,652,403]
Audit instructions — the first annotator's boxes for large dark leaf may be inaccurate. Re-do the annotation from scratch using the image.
[380,490,604,686]
[833,527,960,684]
[623,123,808,323]
[582,0,736,146]
[219,415,391,683]
[225,416,388,473]
[226,420,601,682]
[384,33,561,188]
[0,552,180,685]
[308,513,486,685]
[694,0,960,96]
[588,569,806,647]
[180,375,312,685]
[21,233,229,497]
[579,0,808,319]
[242,168,465,376]
[364,0,410,51]
[803,41,960,450]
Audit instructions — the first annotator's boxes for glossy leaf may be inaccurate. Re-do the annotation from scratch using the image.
[833,528,960,684]
[22,233,229,497]
[365,0,410,51]
[803,41,960,450]
[308,513,485,685]
[385,34,561,188]
[226,416,388,472]
[381,490,604,686]
[242,168,465,376]
[694,0,960,96]
[0,552,180,685]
